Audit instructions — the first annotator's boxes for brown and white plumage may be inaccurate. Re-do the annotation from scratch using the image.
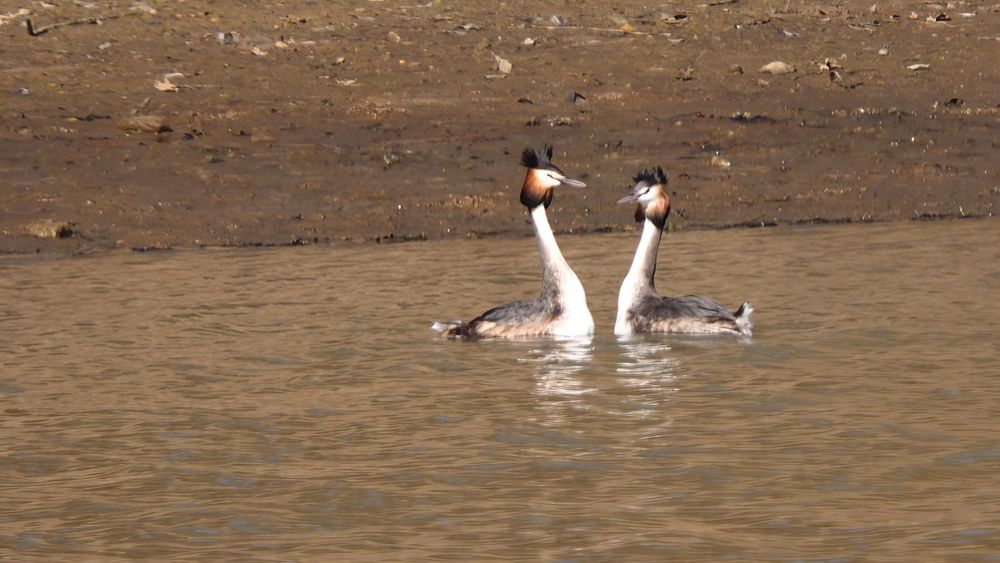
[615,167,753,336]
[434,145,595,339]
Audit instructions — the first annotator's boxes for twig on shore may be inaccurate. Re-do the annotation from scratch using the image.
[540,25,671,36]
[26,12,127,37]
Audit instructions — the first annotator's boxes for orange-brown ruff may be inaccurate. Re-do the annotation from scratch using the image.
[520,168,554,210]
[434,145,594,339]
[615,167,753,336]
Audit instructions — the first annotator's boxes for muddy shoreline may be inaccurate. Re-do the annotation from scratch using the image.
[2,1,997,256]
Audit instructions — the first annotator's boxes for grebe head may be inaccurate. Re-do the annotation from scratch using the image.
[618,167,670,229]
[519,145,586,209]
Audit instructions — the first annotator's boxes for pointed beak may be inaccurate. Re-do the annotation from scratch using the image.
[558,177,587,188]
[617,192,640,204]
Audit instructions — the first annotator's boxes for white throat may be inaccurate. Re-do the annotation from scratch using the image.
[530,205,594,336]
[615,219,662,335]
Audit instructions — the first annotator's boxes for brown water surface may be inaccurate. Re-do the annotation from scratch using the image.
[2,220,999,560]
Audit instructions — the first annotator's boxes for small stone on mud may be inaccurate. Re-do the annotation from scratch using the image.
[820,58,841,71]
[729,65,744,74]
[526,116,574,127]
[153,72,183,92]
[878,46,889,56]
[523,37,536,45]
[383,152,401,167]
[131,2,157,15]
[549,15,567,27]
[251,46,268,56]
[15,87,29,95]
[907,63,930,71]
[731,111,755,122]
[710,155,732,169]
[26,219,75,239]
[216,31,239,45]
[494,53,512,74]
[759,61,795,74]
[388,31,402,43]
[117,115,171,133]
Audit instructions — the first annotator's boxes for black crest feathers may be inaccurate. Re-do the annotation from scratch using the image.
[632,165,670,229]
[520,144,561,172]
[520,147,540,168]
[633,166,668,186]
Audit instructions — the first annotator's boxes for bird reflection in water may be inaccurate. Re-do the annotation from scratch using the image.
[523,337,595,425]
[614,335,685,420]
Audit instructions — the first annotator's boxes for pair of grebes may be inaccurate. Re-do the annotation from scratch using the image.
[434,145,753,339]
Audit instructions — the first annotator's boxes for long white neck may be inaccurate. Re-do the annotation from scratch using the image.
[615,219,662,334]
[626,219,662,289]
[530,205,593,336]
[531,205,571,282]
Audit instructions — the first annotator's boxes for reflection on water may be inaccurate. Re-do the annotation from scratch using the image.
[615,337,684,419]
[1,220,999,560]
[528,337,596,397]
[526,337,595,425]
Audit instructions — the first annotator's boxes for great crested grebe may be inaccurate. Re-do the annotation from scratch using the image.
[615,167,753,336]
[434,145,595,339]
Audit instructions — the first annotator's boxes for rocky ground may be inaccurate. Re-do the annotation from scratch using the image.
[1,0,997,255]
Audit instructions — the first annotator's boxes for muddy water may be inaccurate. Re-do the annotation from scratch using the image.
[1,220,998,560]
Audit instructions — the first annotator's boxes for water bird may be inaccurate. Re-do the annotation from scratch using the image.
[434,145,595,339]
[615,167,753,336]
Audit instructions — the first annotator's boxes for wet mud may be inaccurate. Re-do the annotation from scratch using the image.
[1,1,998,255]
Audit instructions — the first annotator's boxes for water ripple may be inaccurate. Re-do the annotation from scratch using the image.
[1,221,998,559]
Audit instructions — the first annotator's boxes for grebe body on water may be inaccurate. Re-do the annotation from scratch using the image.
[615,167,753,336]
[434,146,594,339]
